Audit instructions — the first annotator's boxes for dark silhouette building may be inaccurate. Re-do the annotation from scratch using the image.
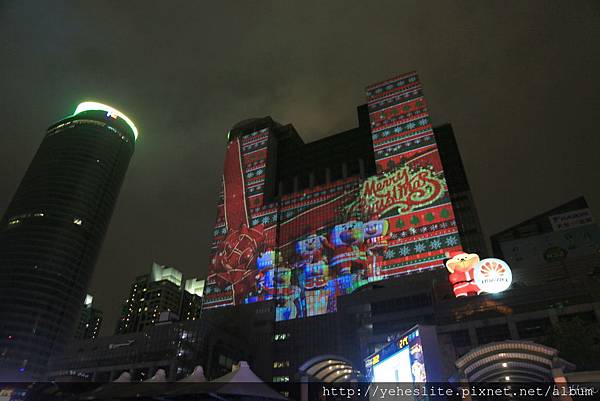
[75,294,103,340]
[433,124,487,256]
[0,102,137,380]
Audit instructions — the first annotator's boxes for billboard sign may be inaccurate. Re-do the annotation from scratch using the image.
[364,325,442,385]
[473,258,512,294]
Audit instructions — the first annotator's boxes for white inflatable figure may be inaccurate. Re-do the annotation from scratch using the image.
[179,365,206,382]
[146,368,167,382]
[113,371,131,382]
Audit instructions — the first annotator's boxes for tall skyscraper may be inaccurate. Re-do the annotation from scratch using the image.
[0,102,137,380]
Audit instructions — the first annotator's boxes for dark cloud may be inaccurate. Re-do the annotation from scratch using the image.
[1,1,599,334]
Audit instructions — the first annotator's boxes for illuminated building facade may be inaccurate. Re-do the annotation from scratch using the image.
[202,73,600,388]
[116,263,204,334]
[204,72,471,318]
[202,72,491,382]
[0,103,137,380]
[75,295,103,340]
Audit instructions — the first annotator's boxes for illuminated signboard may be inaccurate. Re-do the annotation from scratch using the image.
[474,258,512,294]
[446,252,512,296]
[364,325,442,385]
[203,72,464,319]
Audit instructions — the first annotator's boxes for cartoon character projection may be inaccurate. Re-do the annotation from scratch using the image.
[330,221,367,276]
[212,225,266,304]
[363,219,390,281]
[410,343,427,382]
[275,265,300,321]
[329,221,367,298]
[253,249,276,301]
[295,234,330,316]
[445,251,482,297]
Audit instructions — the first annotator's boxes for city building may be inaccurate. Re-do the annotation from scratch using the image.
[201,71,600,390]
[0,102,137,380]
[491,197,600,286]
[75,295,103,340]
[181,278,205,321]
[116,263,204,334]
[434,124,487,256]
[201,71,489,382]
[47,319,245,382]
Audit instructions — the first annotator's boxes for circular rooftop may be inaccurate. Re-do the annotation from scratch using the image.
[73,101,138,140]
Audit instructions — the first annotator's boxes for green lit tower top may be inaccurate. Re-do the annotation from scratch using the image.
[0,102,137,380]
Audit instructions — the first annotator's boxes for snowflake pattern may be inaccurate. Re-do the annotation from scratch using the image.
[445,236,458,246]
[414,243,426,253]
[399,246,411,256]
[385,249,396,259]
[430,239,442,249]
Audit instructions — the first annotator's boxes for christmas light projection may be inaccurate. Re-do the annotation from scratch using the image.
[204,72,465,318]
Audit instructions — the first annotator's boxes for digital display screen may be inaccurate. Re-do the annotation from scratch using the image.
[372,347,413,382]
[365,326,430,384]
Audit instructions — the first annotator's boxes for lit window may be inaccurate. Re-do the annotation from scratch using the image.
[274,333,290,341]
[73,218,83,226]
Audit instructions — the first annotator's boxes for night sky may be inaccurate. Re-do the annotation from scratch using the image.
[1,1,599,335]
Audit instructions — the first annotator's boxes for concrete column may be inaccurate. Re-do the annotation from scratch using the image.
[325,168,331,184]
[468,325,478,347]
[507,319,519,340]
[342,163,348,179]
[594,306,600,323]
[300,375,309,401]
[548,309,560,327]
[358,158,365,178]
[309,172,316,188]
[169,361,177,381]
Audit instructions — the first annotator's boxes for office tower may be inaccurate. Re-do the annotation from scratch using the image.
[181,278,205,321]
[433,124,487,255]
[0,102,137,380]
[204,71,467,314]
[201,72,491,382]
[75,295,103,340]
[116,263,204,334]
